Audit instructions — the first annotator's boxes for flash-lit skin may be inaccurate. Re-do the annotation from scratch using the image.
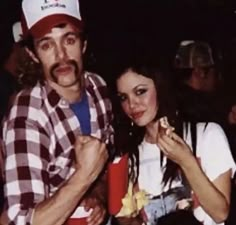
[117,70,158,128]
[117,70,160,143]
[188,67,221,93]
[27,23,87,103]
[228,105,236,125]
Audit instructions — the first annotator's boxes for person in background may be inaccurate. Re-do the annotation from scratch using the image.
[112,52,235,225]
[0,21,25,214]
[173,40,226,123]
[173,40,236,151]
[0,0,113,225]
[0,22,23,123]
[174,40,236,225]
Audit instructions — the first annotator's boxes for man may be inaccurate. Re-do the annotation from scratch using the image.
[174,40,222,93]
[174,40,228,123]
[0,21,24,215]
[0,22,22,123]
[1,0,113,225]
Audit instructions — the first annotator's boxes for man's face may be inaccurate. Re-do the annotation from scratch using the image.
[33,23,86,88]
[202,66,221,92]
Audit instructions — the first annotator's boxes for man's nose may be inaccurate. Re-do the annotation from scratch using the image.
[55,44,67,61]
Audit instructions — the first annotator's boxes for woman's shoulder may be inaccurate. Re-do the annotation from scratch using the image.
[184,122,225,141]
[194,123,236,181]
[196,122,226,138]
[196,122,222,130]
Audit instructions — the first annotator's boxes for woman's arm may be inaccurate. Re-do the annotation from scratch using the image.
[157,128,233,223]
[181,156,231,223]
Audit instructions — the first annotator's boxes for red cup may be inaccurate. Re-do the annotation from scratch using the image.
[66,206,92,225]
[108,153,129,215]
[67,217,87,225]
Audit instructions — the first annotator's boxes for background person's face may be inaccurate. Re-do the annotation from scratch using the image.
[203,67,221,92]
[34,23,86,88]
[116,70,158,127]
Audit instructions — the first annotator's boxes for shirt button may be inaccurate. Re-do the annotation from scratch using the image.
[61,100,67,105]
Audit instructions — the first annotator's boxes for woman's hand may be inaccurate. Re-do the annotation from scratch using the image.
[156,131,195,166]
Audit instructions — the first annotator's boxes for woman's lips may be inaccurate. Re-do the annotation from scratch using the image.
[131,111,144,120]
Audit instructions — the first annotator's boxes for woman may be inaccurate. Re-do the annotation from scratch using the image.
[112,55,236,225]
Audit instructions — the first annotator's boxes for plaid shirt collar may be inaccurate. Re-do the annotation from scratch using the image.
[37,71,113,141]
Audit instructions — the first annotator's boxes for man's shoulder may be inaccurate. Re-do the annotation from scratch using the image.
[14,84,44,109]
[85,71,107,87]
[4,84,46,123]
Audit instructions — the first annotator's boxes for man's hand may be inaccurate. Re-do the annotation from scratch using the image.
[74,136,108,183]
[80,197,107,225]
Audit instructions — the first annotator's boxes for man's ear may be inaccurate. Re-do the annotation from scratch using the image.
[82,40,87,54]
[25,47,40,63]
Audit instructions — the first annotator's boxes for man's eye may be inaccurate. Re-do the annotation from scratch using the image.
[136,89,147,96]
[39,42,51,51]
[65,36,76,45]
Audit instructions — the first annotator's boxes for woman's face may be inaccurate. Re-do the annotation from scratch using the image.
[116,69,158,127]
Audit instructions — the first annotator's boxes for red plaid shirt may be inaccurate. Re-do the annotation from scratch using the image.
[1,71,114,225]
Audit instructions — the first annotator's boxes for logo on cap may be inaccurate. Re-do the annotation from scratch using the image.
[41,0,66,11]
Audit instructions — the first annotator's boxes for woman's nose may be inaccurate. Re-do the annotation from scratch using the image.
[128,97,138,109]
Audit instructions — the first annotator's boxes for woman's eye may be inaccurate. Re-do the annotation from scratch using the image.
[136,89,147,96]
[117,94,127,102]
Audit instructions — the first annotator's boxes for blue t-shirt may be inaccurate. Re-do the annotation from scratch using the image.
[70,92,91,135]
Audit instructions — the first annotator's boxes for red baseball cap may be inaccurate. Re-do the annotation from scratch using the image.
[21,0,84,39]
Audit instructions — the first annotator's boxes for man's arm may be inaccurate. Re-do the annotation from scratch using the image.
[79,172,108,225]
[32,136,108,225]
[2,116,108,225]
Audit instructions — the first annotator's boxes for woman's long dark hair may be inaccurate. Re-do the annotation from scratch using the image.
[112,51,184,185]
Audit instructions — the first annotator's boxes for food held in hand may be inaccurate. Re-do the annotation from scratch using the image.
[159,116,175,136]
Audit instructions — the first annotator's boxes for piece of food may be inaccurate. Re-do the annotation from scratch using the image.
[159,116,175,136]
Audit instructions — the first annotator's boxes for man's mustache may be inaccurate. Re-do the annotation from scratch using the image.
[50,60,78,81]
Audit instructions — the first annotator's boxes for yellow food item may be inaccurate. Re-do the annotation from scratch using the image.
[135,190,149,211]
[116,182,149,217]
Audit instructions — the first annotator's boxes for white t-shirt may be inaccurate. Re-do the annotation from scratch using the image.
[138,140,182,196]
[138,122,236,225]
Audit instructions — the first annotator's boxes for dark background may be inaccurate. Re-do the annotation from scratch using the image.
[1,0,236,91]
